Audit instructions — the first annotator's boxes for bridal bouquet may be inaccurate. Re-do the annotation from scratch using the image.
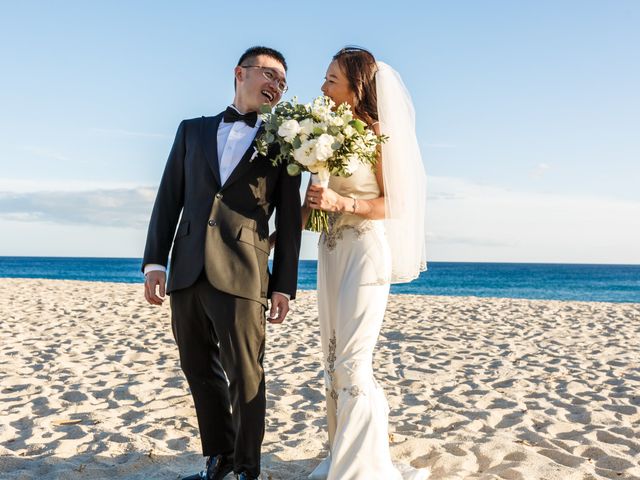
[256,96,386,232]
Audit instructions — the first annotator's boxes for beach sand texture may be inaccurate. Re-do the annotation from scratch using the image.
[1,278,639,479]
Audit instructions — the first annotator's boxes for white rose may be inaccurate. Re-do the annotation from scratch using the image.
[293,138,317,166]
[314,134,335,162]
[278,119,301,143]
[299,118,314,136]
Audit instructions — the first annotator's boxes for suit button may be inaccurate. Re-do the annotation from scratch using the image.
[215,193,223,200]
[208,220,217,227]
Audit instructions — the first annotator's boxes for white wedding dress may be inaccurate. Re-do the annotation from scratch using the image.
[308,164,429,480]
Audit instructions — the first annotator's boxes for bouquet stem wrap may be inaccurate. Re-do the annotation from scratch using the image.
[306,170,330,232]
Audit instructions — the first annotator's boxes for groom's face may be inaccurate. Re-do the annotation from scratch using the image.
[234,54,286,112]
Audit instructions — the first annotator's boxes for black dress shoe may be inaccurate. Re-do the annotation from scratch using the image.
[182,454,234,480]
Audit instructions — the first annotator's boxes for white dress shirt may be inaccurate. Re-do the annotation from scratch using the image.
[144,106,289,300]
[217,106,261,185]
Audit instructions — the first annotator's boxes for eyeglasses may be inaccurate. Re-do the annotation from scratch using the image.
[241,65,288,94]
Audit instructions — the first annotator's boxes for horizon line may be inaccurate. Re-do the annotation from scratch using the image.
[0,255,638,267]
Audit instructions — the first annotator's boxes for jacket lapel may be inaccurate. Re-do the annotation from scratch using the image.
[201,113,223,188]
[222,124,265,189]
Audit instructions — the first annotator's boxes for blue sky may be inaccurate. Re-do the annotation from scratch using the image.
[1,1,638,263]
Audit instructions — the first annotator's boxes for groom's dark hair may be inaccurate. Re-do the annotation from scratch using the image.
[237,46,287,71]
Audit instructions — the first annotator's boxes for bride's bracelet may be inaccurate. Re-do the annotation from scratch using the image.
[351,198,357,214]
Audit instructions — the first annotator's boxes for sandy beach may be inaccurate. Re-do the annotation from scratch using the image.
[0,278,639,479]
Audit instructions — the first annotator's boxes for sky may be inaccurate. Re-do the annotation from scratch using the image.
[1,1,639,264]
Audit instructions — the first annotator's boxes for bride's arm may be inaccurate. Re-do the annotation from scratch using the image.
[306,165,385,220]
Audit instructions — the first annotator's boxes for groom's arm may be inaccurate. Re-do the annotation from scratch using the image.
[268,166,302,300]
[142,120,187,272]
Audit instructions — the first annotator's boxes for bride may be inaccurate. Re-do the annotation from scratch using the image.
[304,47,429,480]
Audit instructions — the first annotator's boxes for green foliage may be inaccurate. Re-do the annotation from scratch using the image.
[254,95,388,231]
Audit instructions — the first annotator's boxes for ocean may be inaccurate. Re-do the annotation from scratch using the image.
[1,257,638,303]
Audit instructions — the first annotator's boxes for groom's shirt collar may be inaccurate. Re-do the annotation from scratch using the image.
[216,105,261,185]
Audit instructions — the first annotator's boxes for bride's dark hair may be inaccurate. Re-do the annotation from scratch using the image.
[333,46,378,126]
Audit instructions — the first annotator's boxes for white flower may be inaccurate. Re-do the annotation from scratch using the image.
[315,134,335,162]
[312,97,333,122]
[314,106,331,121]
[313,96,335,110]
[329,115,344,127]
[344,154,361,175]
[256,95,382,194]
[293,134,334,167]
[299,118,314,136]
[343,124,356,138]
[278,119,301,143]
[293,138,317,166]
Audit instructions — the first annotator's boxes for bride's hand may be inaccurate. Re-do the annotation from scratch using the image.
[307,185,346,213]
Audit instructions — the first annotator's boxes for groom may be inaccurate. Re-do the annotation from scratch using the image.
[142,46,301,480]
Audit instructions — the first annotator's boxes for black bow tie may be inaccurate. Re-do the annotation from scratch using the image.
[223,106,258,127]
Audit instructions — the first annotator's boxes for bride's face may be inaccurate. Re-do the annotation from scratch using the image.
[321,60,354,109]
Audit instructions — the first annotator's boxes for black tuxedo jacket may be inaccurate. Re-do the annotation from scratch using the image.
[142,113,302,306]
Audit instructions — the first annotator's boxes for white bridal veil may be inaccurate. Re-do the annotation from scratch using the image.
[376,61,427,283]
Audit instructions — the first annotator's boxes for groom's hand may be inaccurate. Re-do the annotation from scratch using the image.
[268,293,289,324]
[144,271,166,305]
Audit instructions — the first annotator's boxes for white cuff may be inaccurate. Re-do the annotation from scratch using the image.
[144,264,167,275]
[272,291,290,301]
